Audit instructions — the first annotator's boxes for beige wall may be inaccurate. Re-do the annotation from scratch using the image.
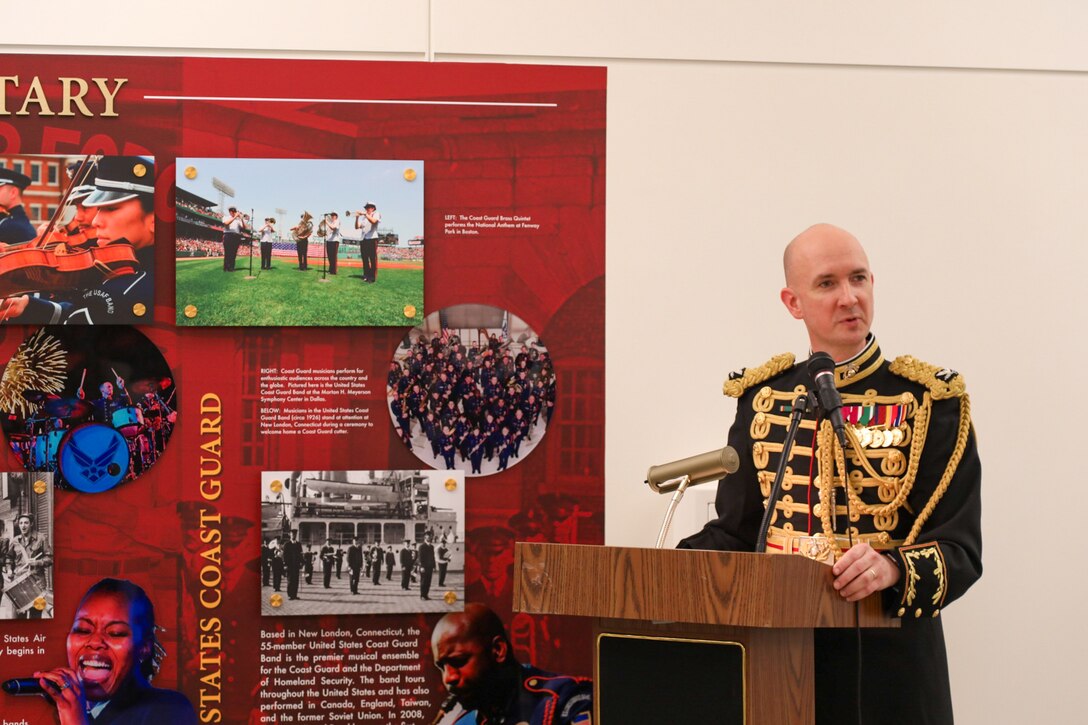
[12,3,1083,720]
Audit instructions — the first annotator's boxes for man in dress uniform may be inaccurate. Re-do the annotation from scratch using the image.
[355,202,380,283]
[0,168,36,244]
[385,545,395,581]
[347,538,364,595]
[370,541,384,587]
[320,539,335,589]
[417,531,436,600]
[221,206,246,272]
[12,513,52,620]
[283,530,303,601]
[323,212,341,275]
[679,223,982,724]
[437,539,451,587]
[291,212,313,270]
[399,540,415,590]
[430,603,592,725]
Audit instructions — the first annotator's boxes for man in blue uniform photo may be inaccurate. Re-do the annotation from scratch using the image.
[430,603,592,725]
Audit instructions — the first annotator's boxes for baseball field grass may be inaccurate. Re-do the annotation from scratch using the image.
[175,256,424,326]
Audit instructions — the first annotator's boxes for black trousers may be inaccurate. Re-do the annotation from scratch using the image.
[360,238,377,281]
[223,232,241,271]
[260,242,272,269]
[326,240,339,274]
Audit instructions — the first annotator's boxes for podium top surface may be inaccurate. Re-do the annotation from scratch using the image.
[513,543,898,629]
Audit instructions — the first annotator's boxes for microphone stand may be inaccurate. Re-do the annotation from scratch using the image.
[318,219,330,283]
[245,208,257,280]
[654,474,691,549]
[755,393,813,553]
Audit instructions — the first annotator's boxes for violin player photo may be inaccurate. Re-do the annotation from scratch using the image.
[0,155,156,325]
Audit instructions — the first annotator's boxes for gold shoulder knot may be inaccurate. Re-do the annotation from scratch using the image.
[722,352,795,398]
[889,355,967,400]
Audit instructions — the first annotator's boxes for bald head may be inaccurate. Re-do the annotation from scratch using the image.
[432,603,508,652]
[432,604,516,709]
[783,224,868,286]
[780,224,874,361]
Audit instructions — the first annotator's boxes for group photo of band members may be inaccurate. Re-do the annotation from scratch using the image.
[0,327,177,493]
[0,472,54,620]
[0,154,156,325]
[388,304,557,477]
[259,470,464,617]
[174,158,424,327]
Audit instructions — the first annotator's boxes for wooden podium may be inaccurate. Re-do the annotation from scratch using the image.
[513,543,898,724]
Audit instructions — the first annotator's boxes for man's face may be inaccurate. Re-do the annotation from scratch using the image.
[100,382,113,398]
[16,517,30,535]
[92,198,154,247]
[0,185,18,209]
[432,624,502,709]
[66,591,149,701]
[73,202,97,228]
[780,228,874,360]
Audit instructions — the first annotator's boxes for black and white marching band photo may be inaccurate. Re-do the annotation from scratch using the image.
[260,470,464,617]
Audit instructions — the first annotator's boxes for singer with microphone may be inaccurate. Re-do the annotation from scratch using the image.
[11,578,197,724]
[678,224,982,724]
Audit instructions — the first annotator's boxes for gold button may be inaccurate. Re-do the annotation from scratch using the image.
[270,480,283,494]
[444,478,457,492]
[184,166,198,180]
[403,168,417,182]
[133,163,147,178]
[443,591,458,605]
[33,479,47,494]
[932,609,940,618]
[270,594,283,608]
[897,607,906,617]
[132,303,146,317]
[915,608,922,618]
[404,304,417,319]
[184,304,198,318]
[33,596,47,611]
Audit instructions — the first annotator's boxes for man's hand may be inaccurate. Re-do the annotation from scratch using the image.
[0,295,30,321]
[831,542,898,602]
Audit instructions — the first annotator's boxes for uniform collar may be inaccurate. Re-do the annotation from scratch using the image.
[831,334,883,388]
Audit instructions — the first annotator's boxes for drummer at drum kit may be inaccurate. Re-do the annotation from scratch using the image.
[13,368,176,483]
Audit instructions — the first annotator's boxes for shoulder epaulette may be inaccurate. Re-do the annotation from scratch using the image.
[722,352,795,398]
[888,355,967,400]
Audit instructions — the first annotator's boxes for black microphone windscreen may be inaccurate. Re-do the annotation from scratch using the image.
[2,677,43,695]
[806,351,836,377]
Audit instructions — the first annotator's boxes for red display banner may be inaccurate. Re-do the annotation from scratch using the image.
[0,54,604,725]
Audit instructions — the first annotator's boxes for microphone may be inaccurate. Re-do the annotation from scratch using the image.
[2,677,44,695]
[645,446,740,493]
[806,352,847,444]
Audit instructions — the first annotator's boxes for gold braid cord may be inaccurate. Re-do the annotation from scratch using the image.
[889,355,966,400]
[722,352,795,398]
[905,393,972,544]
[815,393,972,547]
